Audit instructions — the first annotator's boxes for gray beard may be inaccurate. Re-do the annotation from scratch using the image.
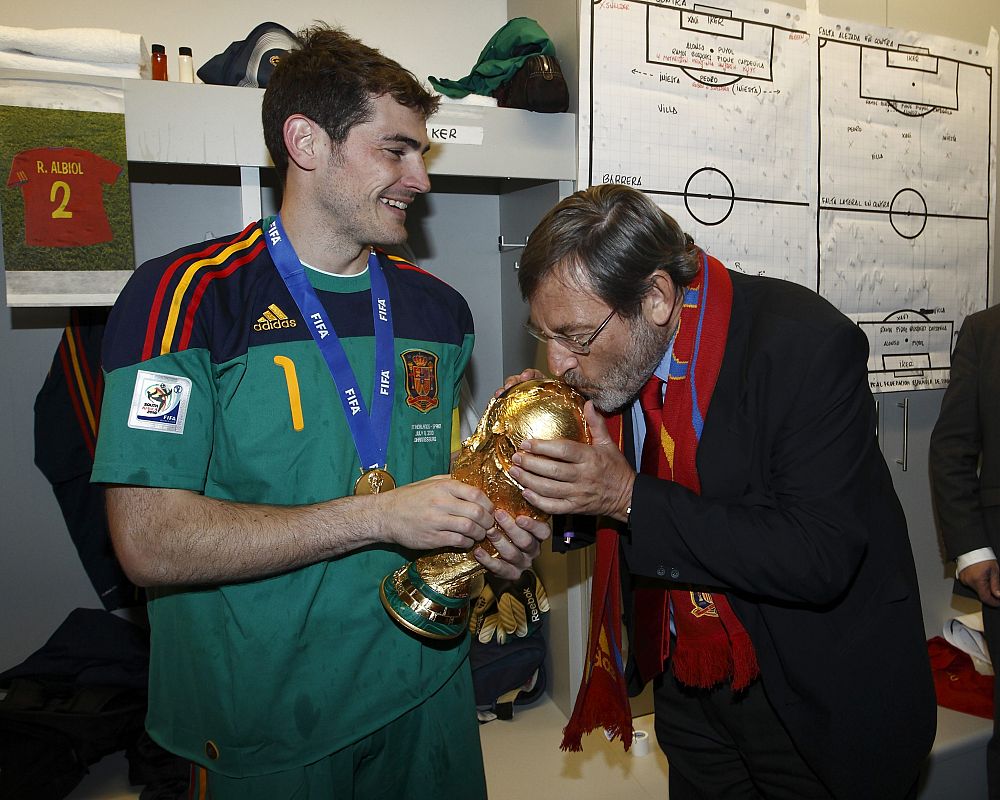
[563,315,671,413]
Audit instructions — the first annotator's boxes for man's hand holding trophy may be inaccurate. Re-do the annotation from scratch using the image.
[380,379,591,638]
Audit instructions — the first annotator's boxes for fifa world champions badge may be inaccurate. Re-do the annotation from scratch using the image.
[128,370,192,434]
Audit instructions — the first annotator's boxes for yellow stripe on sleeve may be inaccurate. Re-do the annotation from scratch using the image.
[64,326,97,436]
[160,227,263,355]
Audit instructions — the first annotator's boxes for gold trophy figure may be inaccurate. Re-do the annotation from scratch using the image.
[380,379,591,638]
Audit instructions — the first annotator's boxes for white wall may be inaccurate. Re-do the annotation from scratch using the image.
[3,1,508,93]
[1,0,998,671]
[0,0,510,671]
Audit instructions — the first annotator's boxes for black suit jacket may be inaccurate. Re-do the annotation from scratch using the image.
[930,305,1000,566]
[622,271,936,800]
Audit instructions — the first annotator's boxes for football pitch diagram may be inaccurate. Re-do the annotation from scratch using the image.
[585,1,815,287]
[818,36,993,390]
[581,0,995,391]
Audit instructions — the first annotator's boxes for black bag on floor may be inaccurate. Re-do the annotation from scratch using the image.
[0,715,87,800]
[0,608,183,800]
[0,677,146,799]
[469,571,549,722]
[470,628,547,722]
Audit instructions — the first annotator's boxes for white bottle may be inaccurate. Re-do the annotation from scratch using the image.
[177,46,195,83]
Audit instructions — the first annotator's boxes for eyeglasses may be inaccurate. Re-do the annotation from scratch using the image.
[524,308,617,355]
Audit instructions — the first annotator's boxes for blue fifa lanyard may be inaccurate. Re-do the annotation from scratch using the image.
[264,215,394,471]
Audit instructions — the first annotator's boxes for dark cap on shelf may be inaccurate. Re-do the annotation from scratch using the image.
[151,44,165,54]
[197,22,297,88]
[179,46,192,57]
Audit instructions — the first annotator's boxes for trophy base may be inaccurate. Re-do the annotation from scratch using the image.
[379,562,471,640]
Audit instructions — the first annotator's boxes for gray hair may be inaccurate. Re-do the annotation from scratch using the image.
[518,184,698,318]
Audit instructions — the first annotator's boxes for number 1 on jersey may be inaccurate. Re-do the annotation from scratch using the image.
[273,355,304,431]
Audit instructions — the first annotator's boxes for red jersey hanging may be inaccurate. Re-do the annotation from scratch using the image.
[6,146,123,248]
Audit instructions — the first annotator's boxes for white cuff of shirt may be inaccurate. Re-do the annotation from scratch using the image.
[956,547,998,575]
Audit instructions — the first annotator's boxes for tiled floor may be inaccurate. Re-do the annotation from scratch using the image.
[480,701,670,799]
[65,697,669,799]
[64,753,138,800]
[55,696,999,800]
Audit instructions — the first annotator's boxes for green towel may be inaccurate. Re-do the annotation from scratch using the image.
[428,17,556,98]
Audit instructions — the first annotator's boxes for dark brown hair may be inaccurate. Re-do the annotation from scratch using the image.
[262,24,439,180]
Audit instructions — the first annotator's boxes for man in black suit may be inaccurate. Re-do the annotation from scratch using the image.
[930,303,1000,799]
[505,184,935,799]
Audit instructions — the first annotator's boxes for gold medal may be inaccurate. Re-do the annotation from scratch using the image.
[354,467,396,495]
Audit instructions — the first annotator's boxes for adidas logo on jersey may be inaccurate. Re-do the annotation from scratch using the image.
[254,304,297,331]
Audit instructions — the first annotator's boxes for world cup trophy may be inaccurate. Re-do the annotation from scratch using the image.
[379,379,591,639]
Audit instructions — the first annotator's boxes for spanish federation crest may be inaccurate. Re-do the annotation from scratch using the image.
[400,349,439,413]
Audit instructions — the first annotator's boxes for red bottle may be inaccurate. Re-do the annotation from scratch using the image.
[151,44,168,81]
